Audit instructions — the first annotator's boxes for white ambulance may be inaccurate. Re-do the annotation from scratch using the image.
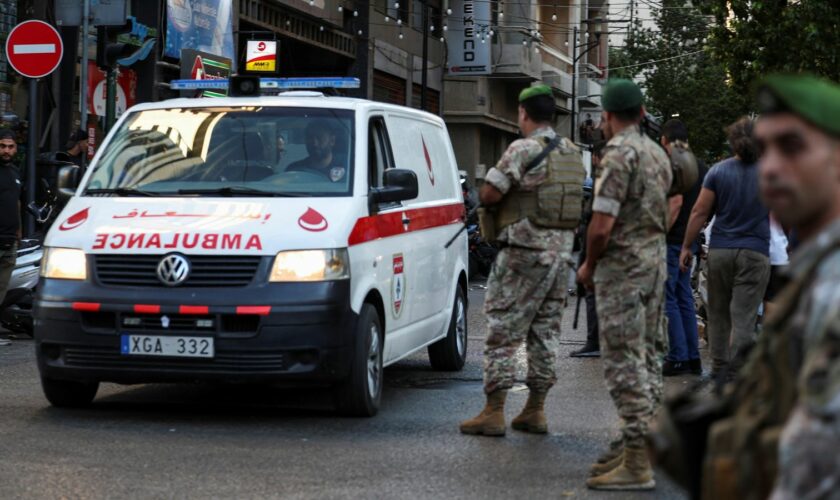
[35,78,469,416]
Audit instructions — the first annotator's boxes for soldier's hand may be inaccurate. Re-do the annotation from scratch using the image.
[679,246,693,273]
[576,262,595,291]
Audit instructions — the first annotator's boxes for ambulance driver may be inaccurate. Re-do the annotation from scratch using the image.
[286,120,346,183]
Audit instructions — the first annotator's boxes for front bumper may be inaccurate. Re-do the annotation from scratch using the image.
[34,278,358,385]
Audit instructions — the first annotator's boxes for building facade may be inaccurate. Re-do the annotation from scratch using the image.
[2,0,604,170]
[443,0,608,181]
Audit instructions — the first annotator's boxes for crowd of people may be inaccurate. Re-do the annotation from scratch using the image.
[460,75,840,496]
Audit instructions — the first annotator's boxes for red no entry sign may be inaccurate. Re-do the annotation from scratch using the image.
[5,20,64,79]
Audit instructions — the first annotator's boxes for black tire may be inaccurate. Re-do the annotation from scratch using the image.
[335,303,383,417]
[428,285,468,371]
[41,377,99,408]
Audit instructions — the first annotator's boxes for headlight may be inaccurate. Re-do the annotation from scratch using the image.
[269,249,350,282]
[41,248,88,280]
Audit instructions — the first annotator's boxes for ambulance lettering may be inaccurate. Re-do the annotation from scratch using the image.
[392,254,405,318]
[92,233,263,251]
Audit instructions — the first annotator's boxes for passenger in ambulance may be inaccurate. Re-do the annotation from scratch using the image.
[285,120,347,183]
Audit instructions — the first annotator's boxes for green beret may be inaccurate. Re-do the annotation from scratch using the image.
[757,74,840,137]
[602,79,643,112]
[519,84,552,102]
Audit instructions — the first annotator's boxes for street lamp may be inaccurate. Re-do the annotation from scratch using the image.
[571,18,605,143]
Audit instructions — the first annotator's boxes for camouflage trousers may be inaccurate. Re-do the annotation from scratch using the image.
[595,257,668,449]
[483,235,574,394]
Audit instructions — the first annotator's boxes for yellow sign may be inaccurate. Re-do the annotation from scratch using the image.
[245,40,277,72]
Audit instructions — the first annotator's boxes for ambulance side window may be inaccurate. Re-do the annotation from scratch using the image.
[368,117,395,189]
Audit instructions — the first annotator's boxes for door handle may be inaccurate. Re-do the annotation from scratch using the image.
[402,216,411,225]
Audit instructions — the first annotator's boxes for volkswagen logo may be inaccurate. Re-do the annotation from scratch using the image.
[156,254,190,286]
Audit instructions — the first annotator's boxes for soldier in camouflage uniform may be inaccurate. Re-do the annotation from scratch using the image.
[460,84,584,437]
[576,79,672,490]
[697,75,840,499]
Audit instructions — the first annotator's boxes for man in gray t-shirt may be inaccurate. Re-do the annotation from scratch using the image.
[680,118,771,377]
[702,157,770,254]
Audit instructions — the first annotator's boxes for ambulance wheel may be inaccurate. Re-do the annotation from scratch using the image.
[428,286,467,371]
[335,304,383,417]
[41,377,99,408]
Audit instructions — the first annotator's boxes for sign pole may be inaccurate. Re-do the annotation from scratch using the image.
[4,20,66,236]
[25,78,37,237]
[105,67,116,132]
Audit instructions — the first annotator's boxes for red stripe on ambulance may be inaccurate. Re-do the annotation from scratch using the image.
[347,202,465,246]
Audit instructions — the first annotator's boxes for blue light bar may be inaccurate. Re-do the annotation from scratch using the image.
[170,77,361,91]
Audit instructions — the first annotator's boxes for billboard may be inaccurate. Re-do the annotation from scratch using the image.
[164,0,234,61]
[446,0,491,76]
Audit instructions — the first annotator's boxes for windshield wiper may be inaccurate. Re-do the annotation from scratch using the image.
[177,187,306,197]
[84,187,160,197]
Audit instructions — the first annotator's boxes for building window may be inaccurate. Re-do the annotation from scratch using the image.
[373,70,406,106]
[376,0,409,22]
[412,0,442,34]
[411,84,440,114]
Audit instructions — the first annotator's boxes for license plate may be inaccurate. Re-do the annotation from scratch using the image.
[121,334,214,358]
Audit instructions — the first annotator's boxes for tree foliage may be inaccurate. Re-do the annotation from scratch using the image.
[618,0,746,161]
[698,0,840,96]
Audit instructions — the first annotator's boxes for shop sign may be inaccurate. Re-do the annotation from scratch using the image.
[245,40,277,73]
[446,0,491,76]
[179,48,231,97]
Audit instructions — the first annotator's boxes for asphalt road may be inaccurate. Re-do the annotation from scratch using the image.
[0,283,694,499]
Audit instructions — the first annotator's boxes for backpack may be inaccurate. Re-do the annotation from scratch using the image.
[669,140,699,196]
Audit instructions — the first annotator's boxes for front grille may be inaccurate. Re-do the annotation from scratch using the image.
[81,312,261,334]
[94,255,262,287]
[122,314,216,332]
[63,345,288,373]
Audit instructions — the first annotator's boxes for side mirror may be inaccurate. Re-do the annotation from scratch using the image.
[56,165,80,200]
[371,168,419,204]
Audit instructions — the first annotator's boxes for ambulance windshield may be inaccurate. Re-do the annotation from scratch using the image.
[84,106,355,197]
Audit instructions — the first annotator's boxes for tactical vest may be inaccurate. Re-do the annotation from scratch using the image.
[494,136,585,232]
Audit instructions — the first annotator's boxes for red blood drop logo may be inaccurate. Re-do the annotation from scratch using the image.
[298,207,328,232]
[422,136,435,186]
[59,207,90,231]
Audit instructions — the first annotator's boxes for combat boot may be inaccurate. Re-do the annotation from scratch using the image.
[586,446,655,491]
[459,390,507,436]
[590,449,623,476]
[511,390,548,433]
[596,437,623,464]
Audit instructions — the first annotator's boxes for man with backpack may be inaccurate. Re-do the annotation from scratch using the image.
[660,119,708,376]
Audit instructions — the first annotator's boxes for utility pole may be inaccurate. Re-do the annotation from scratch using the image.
[80,0,90,132]
[571,26,577,142]
[420,0,429,111]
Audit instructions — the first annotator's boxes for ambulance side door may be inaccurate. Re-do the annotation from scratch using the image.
[367,116,416,361]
